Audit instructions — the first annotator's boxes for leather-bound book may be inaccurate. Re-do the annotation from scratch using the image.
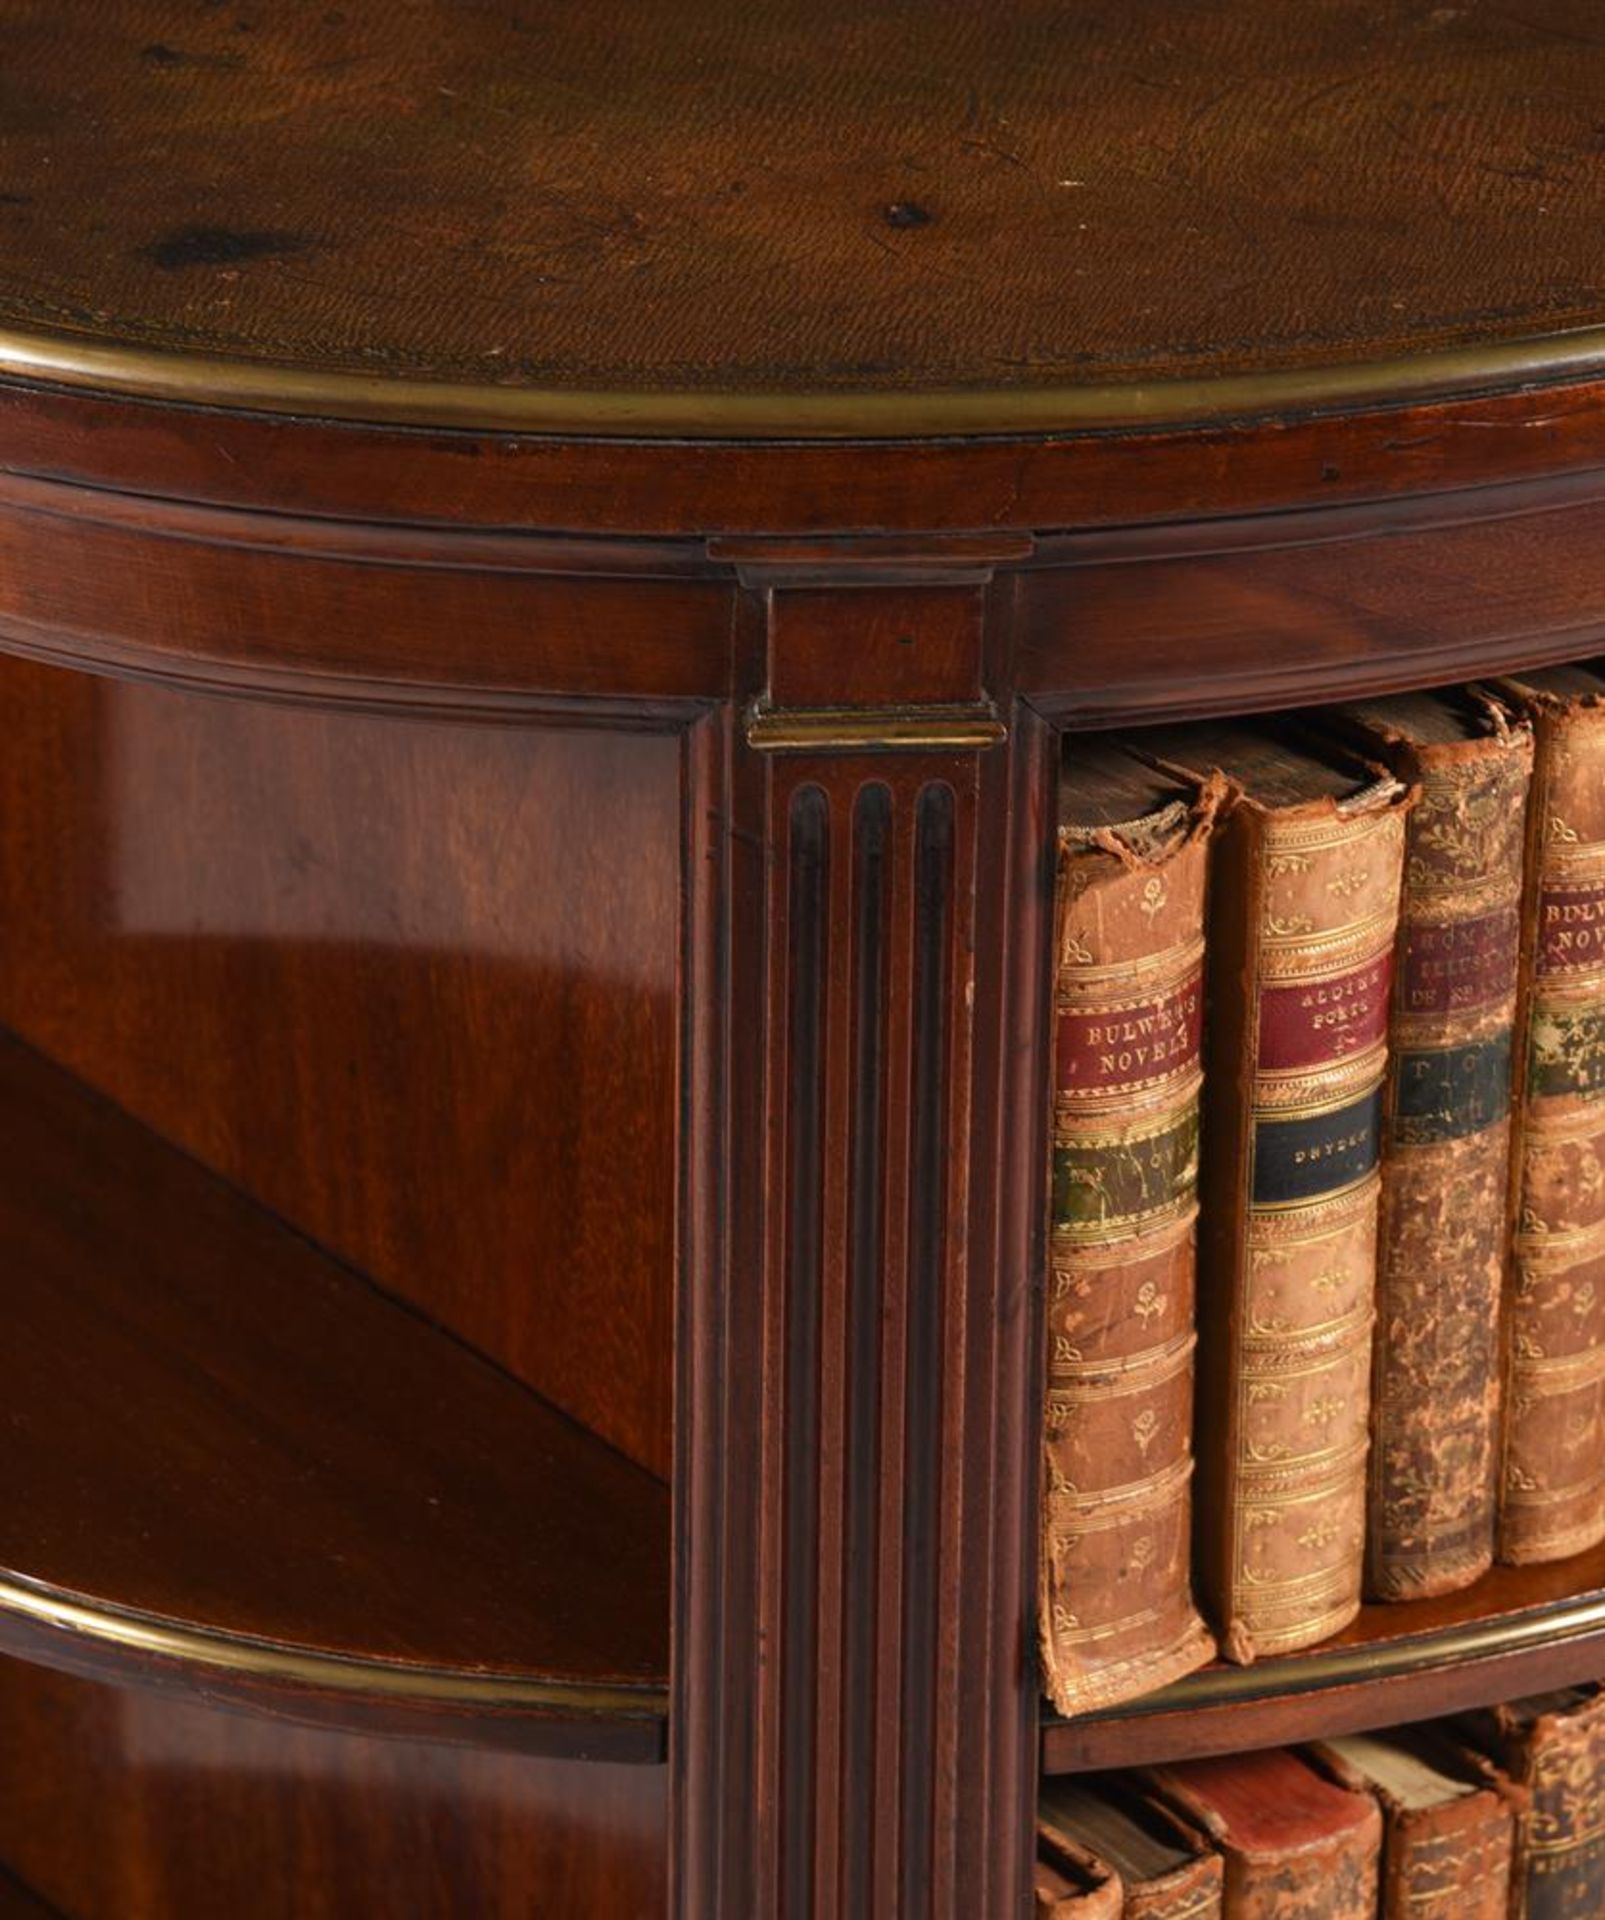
[1033,1824,1124,1918]
[1139,724,1411,1662]
[1040,1775,1224,1917]
[1041,742,1221,1715]
[1453,1686,1605,1917]
[1312,1726,1517,1917]
[1145,1746,1381,1917]
[1489,665,1605,1564]
[1316,692,1534,1600]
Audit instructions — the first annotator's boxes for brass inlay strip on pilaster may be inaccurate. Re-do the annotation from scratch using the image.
[746,704,1006,753]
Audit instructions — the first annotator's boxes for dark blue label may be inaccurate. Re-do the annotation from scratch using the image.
[1252,1084,1384,1208]
[1392,1032,1513,1146]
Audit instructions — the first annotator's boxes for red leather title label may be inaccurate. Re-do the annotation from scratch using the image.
[1399,904,1520,1015]
[1538,880,1605,977]
[1056,967,1203,1096]
[1257,952,1393,1071]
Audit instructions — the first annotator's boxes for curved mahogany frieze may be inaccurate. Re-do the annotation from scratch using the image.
[5,455,1605,723]
[7,374,1605,540]
[0,468,727,723]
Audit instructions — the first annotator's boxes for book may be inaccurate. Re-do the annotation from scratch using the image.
[1138,722,1411,1662]
[1040,742,1221,1715]
[1316,692,1535,1599]
[1490,666,1605,1564]
[1040,1775,1224,1917]
[1454,1685,1605,1917]
[1034,1823,1124,1917]
[1313,1726,1517,1917]
[1145,1746,1382,1917]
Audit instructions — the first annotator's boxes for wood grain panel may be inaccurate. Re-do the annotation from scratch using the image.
[0,654,678,1476]
[0,1659,666,1920]
[0,1026,667,1752]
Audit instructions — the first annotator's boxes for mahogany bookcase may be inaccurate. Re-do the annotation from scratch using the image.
[4,4,1605,1915]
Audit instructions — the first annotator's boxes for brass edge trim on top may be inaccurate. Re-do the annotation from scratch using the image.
[0,1571,669,1720]
[1055,1586,1605,1727]
[746,704,1007,752]
[6,322,1605,439]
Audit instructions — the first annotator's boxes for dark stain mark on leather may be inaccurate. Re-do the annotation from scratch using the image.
[141,43,187,65]
[882,201,934,229]
[144,226,309,270]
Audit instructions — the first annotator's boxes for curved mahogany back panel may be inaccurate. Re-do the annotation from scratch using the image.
[0,654,678,1477]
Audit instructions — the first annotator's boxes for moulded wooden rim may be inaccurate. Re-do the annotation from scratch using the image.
[1042,1551,1605,1773]
[0,1570,671,1723]
[6,321,1605,439]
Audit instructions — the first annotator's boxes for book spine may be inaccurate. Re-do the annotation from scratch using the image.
[1509,1695,1605,1918]
[1226,1830,1381,1919]
[1123,1858,1224,1920]
[1198,791,1409,1661]
[1381,1793,1516,1918]
[1035,1829,1126,1919]
[1502,701,1605,1564]
[1369,727,1533,1598]
[1040,796,1218,1715]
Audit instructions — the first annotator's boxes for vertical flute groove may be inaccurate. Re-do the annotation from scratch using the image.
[781,784,829,1915]
[840,782,892,1915]
[900,781,956,1911]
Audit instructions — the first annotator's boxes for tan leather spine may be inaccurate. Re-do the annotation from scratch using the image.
[1123,1852,1225,1920]
[1194,784,1411,1662]
[1040,780,1221,1714]
[1034,1827,1126,1918]
[1496,683,1605,1564]
[1312,1739,1516,1918]
[1349,709,1535,1599]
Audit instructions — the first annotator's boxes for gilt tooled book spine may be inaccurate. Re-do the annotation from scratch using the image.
[1326,701,1535,1600]
[1040,777,1222,1715]
[1191,775,1410,1661]
[1462,1689,1605,1919]
[1495,675,1605,1564]
[1312,1737,1517,1919]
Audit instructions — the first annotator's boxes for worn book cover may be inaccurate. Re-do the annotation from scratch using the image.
[1040,1775,1224,1918]
[1490,666,1605,1564]
[1317,692,1535,1600]
[1313,1725,1518,1917]
[1145,1746,1381,1918]
[1041,741,1221,1714]
[1139,723,1411,1662]
[1454,1685,1605,1917]
[1034,1823,1124,1917]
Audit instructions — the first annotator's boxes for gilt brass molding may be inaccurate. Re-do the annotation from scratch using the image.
[0,1570,669,1722]
[745,703,1007,753]
[5,322,1605,439]
[1063,1584,1605,1727]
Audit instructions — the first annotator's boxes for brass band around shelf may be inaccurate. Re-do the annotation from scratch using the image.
[746,703,1008,753]
[1062,1585,1605,1727]
[6,320,1605,439]
[0,1571,670,1721]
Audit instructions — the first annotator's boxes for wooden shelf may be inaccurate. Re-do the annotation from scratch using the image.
[1042,1544,1605,1773]
[0,1030,669,1761]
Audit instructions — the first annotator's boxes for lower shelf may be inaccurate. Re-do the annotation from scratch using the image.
[0,1031,669,1760]
[1042,1541,1605,1772]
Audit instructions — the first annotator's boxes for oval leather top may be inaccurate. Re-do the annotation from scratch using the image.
[6,0,1605,435]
